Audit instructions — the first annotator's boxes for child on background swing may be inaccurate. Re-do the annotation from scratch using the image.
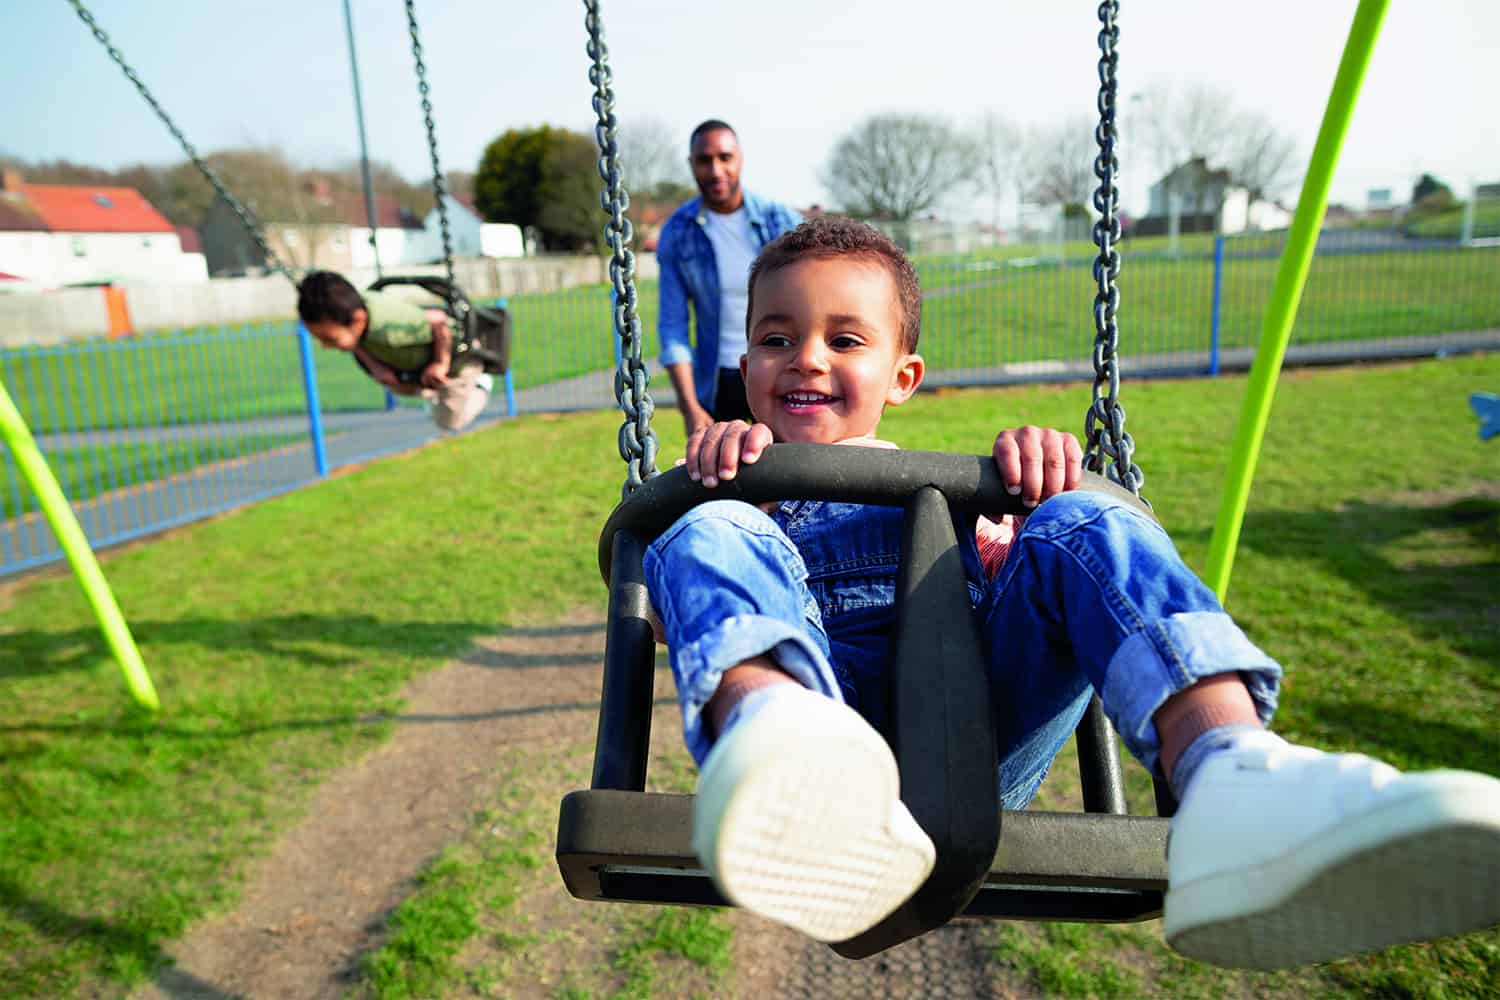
[296,270,494,432]
[643,215,1500,969]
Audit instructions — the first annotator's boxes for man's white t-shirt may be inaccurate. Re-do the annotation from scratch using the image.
[701,206,759,369]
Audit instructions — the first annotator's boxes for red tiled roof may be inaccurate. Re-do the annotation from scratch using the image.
[175,225,202,253]
[21,184,175,234]
[0,194,48,232]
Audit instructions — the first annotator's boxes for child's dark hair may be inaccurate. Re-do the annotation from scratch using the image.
[296,270,365,326]
[747,216,922,352]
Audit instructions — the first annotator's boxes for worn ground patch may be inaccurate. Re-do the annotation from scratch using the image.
[125,608,1340,1000]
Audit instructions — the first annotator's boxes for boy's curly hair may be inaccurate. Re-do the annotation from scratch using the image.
[747,216,922,352]
[297,270,365,326]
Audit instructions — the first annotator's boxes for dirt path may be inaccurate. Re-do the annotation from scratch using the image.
[130,612,1031,1000]
[133,616,617,1000]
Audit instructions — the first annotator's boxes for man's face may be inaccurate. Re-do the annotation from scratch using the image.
[689,128,743,213]
[741,256,923,445]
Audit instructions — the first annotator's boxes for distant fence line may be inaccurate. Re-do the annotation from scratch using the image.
[0,252,661,346]
[1,228,1496,578]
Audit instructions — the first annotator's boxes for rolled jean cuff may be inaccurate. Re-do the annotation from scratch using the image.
[672,612,842,766]
[1101,609,1281,775]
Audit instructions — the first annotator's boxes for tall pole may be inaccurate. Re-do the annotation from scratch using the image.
[1203,0,1389,603]
[343,0,382,278]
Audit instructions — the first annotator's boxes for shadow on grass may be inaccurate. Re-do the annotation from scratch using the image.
[0,614,607,683]
[1237,494,1499,663]
[0,875,187,997]
[1298,697,1500,775]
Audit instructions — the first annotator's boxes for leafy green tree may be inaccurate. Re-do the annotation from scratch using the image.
[535,130,606,252]
[1412,173,1452,204]
[475,126,603,252]
[474,127,556,237]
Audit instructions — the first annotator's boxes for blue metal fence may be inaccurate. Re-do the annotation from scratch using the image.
[2,230,1497,577]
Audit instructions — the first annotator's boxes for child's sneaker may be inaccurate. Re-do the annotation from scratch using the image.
[475,372,494,394]
[1165,731,1500,969]
[692,685,935,942]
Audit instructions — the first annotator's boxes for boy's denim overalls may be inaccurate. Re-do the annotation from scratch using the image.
[644,489,1282,808]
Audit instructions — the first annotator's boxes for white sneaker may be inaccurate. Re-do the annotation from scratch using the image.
[475,372,494,394]
[692,687,935,942]
[1166,732,1500,969]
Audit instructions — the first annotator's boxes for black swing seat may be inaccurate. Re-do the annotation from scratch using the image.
[556,444,1176,959]
[364,274,512,385]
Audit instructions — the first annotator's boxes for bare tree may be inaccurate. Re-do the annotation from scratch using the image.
[1134,83,1296,220]
[1222,111,1297,204]
[617,115,689,198]
[972,111,1032,232]
[821,113,978,222]
[1135,82,1234,181]
[1028,117,1097,213]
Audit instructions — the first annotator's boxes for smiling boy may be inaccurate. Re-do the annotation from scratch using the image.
[642,216,1500,968]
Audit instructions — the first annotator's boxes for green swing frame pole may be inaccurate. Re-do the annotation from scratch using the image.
[0,378,158,711]
[1203,0,1388,603]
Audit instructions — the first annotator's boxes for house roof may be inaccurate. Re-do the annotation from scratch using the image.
[0,195,47,232]
[20,184,175,234]
[328,189,423,229]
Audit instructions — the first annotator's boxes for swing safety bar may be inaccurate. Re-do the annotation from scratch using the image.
[557,444,1172,959]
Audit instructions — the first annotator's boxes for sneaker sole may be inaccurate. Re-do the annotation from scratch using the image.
[1167,773,1500,969]
[693,696,935,942]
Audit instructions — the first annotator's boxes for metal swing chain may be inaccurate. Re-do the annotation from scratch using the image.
[1083,0,1145,495]
[584,0,658,498]
[65,0,297,284]
[405,0,456,292]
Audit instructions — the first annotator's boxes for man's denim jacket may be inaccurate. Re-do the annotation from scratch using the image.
[655,190,802,410]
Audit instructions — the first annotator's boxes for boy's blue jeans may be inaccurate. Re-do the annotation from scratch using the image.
[643,490,1282,809]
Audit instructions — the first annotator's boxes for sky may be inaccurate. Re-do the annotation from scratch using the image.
[5,1,1497,222]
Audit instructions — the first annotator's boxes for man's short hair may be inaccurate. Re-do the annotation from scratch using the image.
[689,119,736,151]
[747,216,923,353]
[296,270,365,326]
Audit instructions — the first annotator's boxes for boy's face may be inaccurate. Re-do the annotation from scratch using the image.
[304,309,366,352]
[741,256,923,445]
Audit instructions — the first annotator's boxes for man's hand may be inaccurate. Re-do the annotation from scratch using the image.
[682,420,773,488]
[681,401,714,438]
[992,425,1082,508]
[420,361,449,390]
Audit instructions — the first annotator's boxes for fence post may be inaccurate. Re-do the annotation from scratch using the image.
[1460,184,1476,246]
[383,389,396,412]
[1209,235,1224,376]
[294,322,329,477]
[496,296,516,417]
[611,288,622,370]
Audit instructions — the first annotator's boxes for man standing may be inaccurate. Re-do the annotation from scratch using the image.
[656,120,801,433]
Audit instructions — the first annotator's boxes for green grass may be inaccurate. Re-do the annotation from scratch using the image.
[357,768,544,1000]
[1405,200,1500,240]
[918,244,1500,373]
[1,355,1498,997]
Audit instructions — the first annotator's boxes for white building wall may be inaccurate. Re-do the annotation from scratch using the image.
[479,223,525,258]
[54,231,188,285]
[0,232,57,285]
[348,226,430,269]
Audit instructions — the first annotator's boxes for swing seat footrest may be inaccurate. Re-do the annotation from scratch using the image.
[556,790,1168,936]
